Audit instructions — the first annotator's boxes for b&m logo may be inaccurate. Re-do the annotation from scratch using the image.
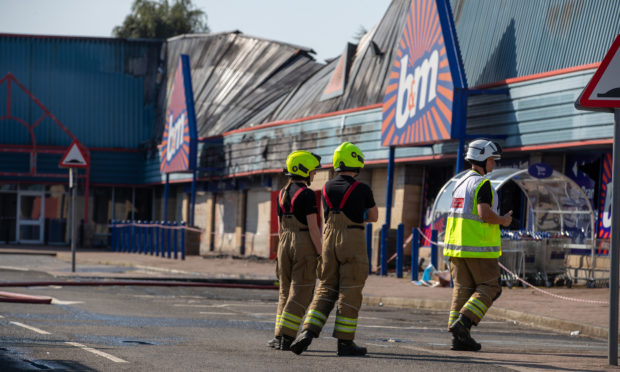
[160,55,197,173]
[382,0,456,146]
[165,111,187,162]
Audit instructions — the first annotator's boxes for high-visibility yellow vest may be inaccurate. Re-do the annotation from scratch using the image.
[443,170,501,258]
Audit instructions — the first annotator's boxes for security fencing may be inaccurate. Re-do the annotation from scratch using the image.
[108,220,202,260]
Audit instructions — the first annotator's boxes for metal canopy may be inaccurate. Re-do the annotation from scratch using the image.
[430,167,595,246]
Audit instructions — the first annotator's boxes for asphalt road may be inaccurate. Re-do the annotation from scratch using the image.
[0,268,615,371]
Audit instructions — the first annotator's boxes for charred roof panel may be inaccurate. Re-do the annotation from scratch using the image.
[156,32,322,138]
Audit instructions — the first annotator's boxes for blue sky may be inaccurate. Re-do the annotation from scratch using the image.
[0,0,392,62]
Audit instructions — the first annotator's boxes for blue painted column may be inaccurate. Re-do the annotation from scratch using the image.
[163,174,170,221]
[396,223,404,278]
[380,224,388,276]
[189,171,197,226]
[411,228,420,281]
[431,229,438,269]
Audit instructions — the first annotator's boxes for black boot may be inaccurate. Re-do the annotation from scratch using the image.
[337,340,367,357]
[280,335,294,351]
[448,314,481,351]
[290,330,316,355]
[267,336,281,349]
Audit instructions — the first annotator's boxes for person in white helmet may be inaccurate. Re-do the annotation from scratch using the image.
[444,139,512,351]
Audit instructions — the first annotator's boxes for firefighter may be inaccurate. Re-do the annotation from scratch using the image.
[444,139,512,351]
[268,150,323,351]
[290,142,378,357]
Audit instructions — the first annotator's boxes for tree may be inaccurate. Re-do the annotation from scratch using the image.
[113,0,209,39]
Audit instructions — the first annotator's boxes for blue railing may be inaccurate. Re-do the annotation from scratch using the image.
[109,220,197,260]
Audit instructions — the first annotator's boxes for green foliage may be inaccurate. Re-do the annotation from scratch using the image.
[113,0,209,39]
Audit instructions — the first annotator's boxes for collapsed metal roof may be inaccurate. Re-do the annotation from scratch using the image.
[156,31,322,138]
[156,0,620,144]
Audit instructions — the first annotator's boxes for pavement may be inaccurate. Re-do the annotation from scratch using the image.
[0,245,614,341]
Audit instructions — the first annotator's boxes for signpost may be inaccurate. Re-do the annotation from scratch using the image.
[575,34,620,366]
[59,141,89,273]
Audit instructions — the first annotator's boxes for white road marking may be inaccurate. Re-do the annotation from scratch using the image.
[65,342,128,363]
[0,315,4,318]
[10,321,51,335]
[51,298,84,305]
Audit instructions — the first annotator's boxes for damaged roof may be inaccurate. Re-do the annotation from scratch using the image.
[156,31,322,138]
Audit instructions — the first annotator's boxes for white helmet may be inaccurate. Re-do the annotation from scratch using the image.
[465,139,502,162]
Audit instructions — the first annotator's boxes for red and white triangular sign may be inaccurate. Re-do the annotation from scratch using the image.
[59,141,89,168]
[576,34,620,110]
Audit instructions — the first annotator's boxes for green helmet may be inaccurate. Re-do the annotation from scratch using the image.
[333,142,364,171]
[285,150,321,178]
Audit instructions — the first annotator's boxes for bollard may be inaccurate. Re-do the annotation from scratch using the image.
[396,223,404,278]
[122,220,128,253]
[380,224,387,276]
[430,229,438,269]
[158,221,165,257]
[166,221,172,259]
[149,221,154,255]
[181,222,186,260]
[110,221,116,251]
[137,221,143,254]
[366,223,372,274]
[411,228,420,281]
[173,221,179,259]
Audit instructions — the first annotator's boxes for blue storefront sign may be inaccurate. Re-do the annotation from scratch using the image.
[160,54,198,173]
[381,0,466,146]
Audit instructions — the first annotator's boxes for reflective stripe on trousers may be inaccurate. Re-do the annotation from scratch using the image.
[274,215,318,338]
[302,212,368,341]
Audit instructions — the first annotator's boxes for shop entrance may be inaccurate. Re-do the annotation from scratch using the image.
[17,190,45,244]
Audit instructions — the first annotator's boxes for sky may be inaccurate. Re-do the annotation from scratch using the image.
[0,0,393,63]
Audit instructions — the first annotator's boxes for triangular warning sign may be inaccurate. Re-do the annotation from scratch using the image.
[59,141,89,168]
[576,34,620,111]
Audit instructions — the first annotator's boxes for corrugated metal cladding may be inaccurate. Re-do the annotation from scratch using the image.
[0,34,163,148]
[467,69,614,148]
[153,32,322,139]
[451,0,620,87]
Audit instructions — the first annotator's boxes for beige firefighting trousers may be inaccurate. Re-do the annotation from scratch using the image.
[274,215,318,338]
[448,257,501,326]
[301,212,368,341]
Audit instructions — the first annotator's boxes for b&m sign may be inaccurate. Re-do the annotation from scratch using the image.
[381,0,466,146]
[160,54,197,173]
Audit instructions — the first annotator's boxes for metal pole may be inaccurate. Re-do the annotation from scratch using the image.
[163,174,170,221]
[411,228,420,281]
[190,171,197,226]
[456,136,465,173]
[385,146,395,229]
[430,229,438,269]
[396,223,404,278]
[609,108,620,365]
[70,168,77,273]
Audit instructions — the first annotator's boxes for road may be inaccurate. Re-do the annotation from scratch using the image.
[0,268,615,371]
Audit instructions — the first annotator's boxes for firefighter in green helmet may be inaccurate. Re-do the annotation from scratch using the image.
[290,142,378,357]
[268,150,323,351]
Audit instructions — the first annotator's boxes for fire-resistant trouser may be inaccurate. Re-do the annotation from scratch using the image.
[301,212,368,341]
[274,215,318,338]
[448,257,501,327]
